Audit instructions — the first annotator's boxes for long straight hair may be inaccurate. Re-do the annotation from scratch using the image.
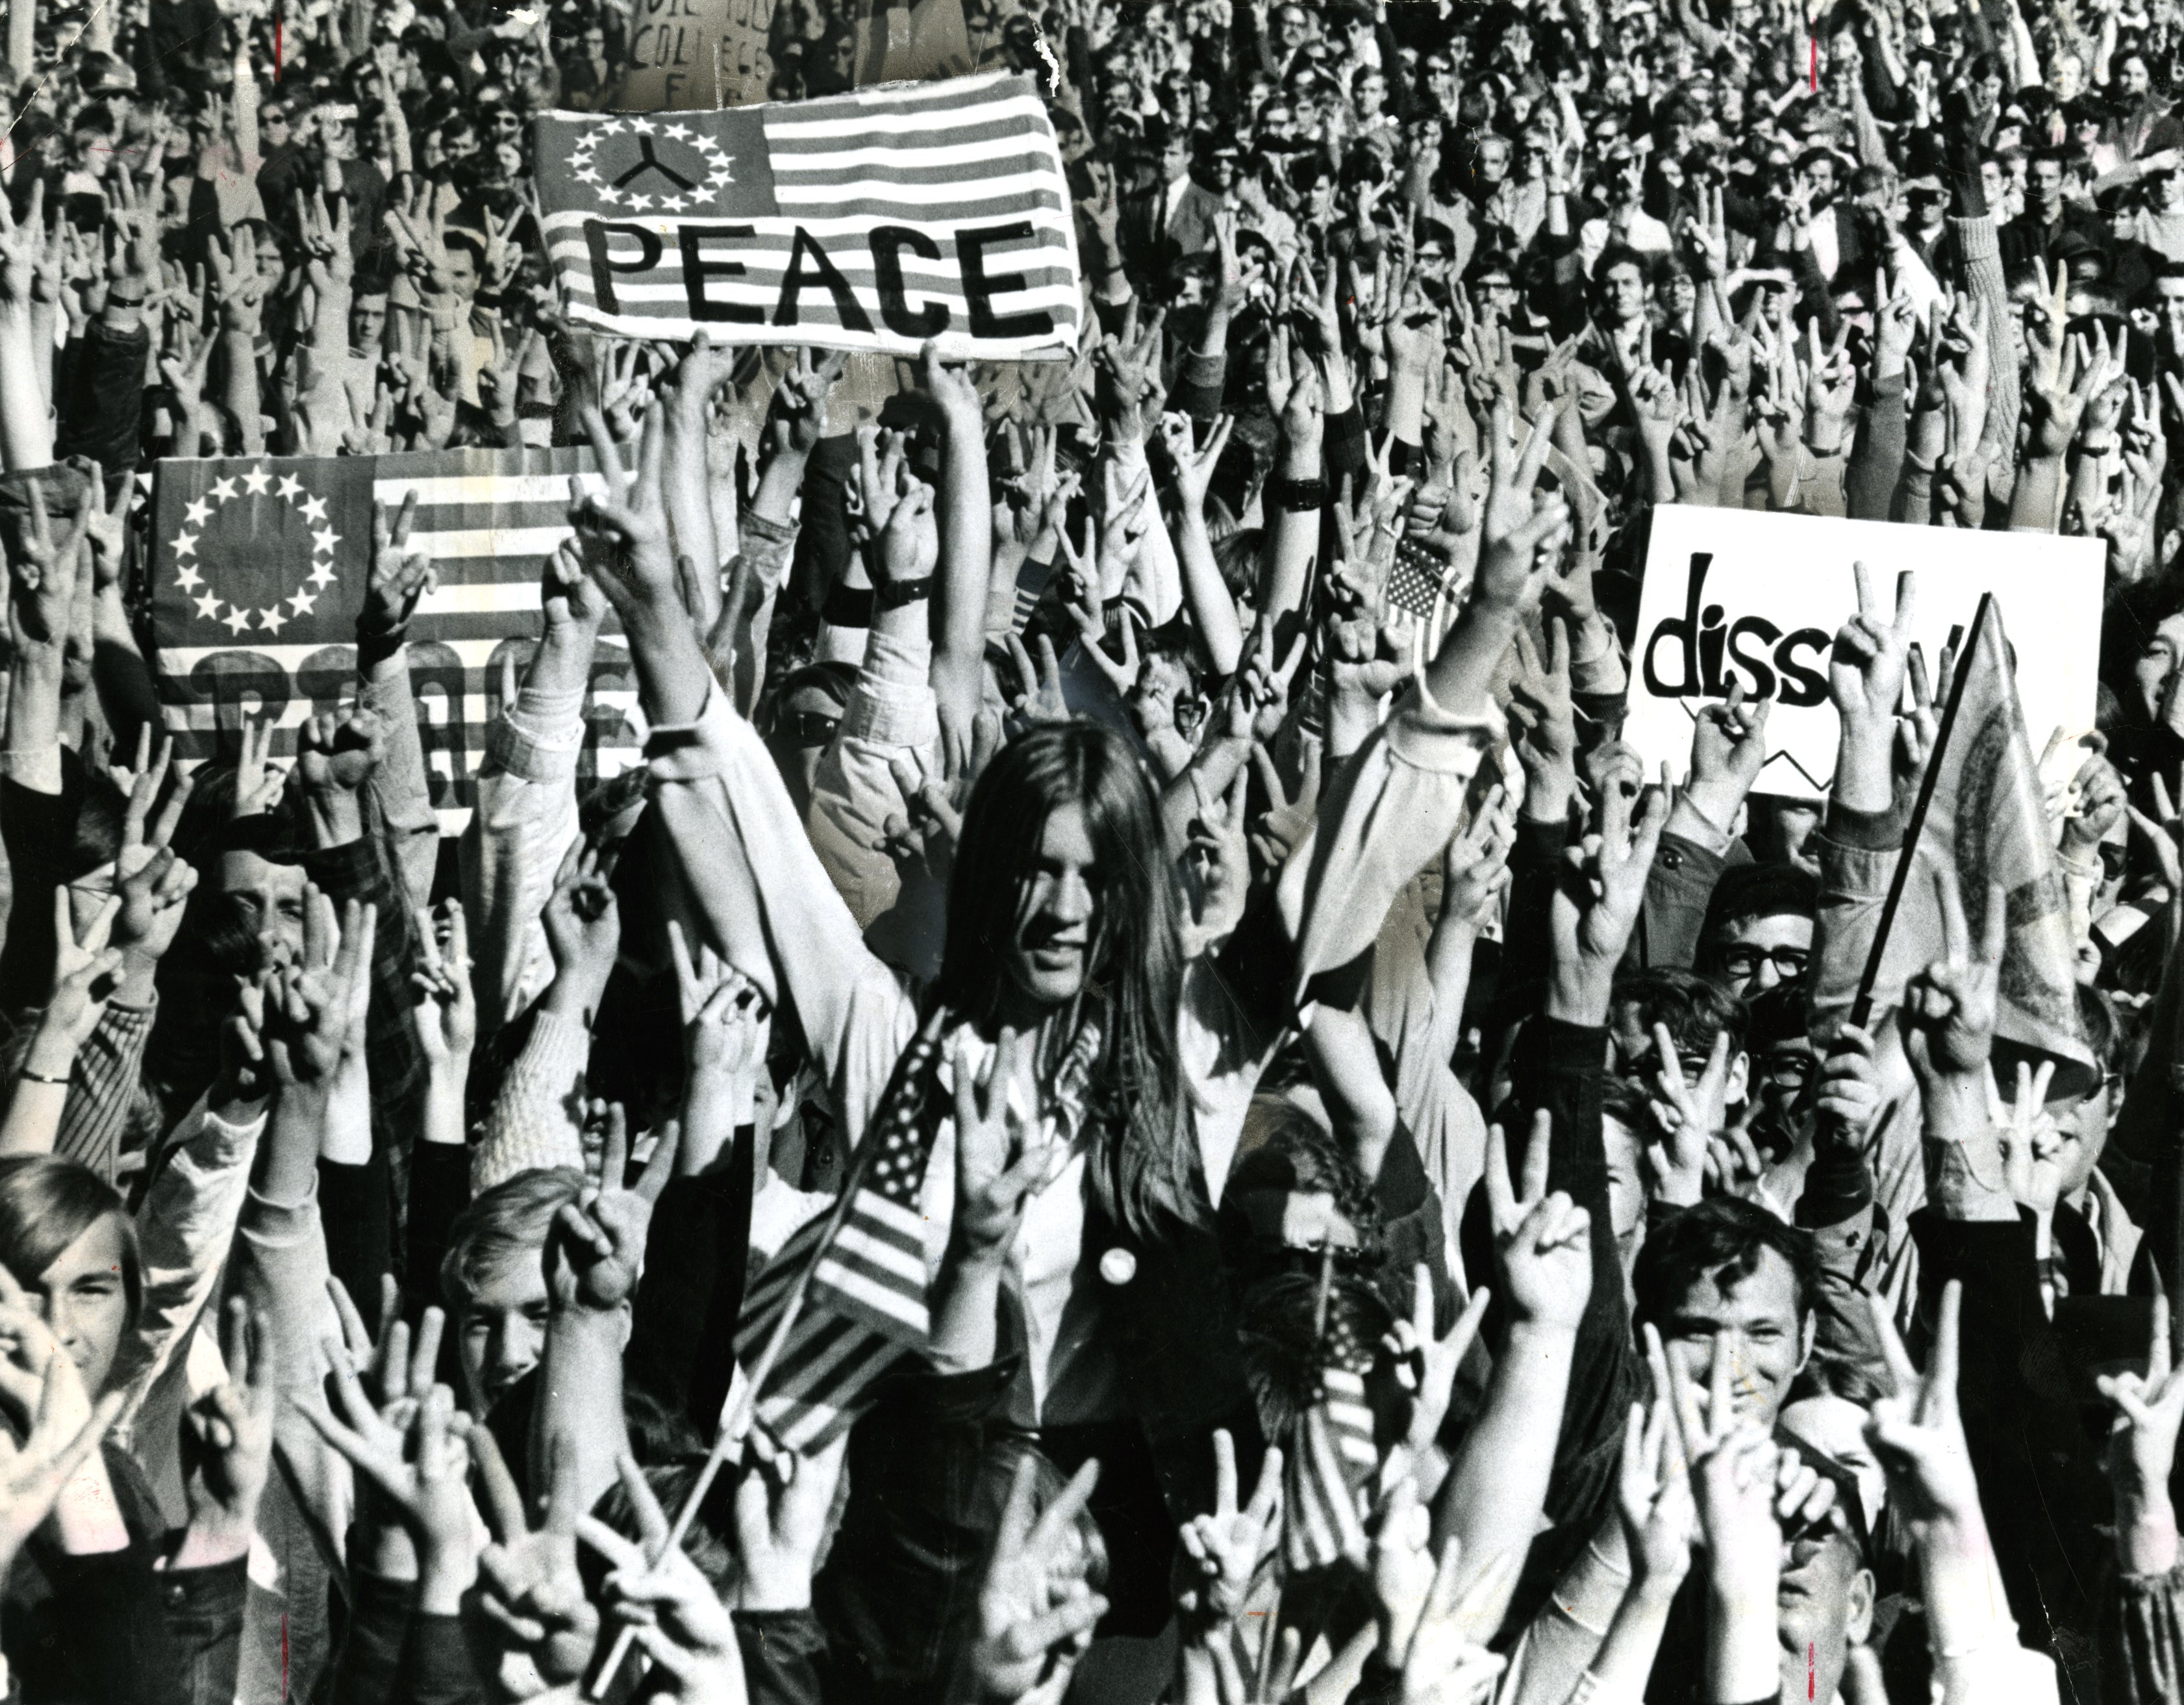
[935,723,1199,1237]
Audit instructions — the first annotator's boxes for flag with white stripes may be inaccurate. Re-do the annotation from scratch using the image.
[532,70,1083,358]
[1283,1322,1379,1572]
[147,448,640,834]
[730,1020,949,1452]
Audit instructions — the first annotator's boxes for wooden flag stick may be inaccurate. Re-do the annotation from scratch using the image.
[586,1090,897,1699]
[1846,592,1992,1034]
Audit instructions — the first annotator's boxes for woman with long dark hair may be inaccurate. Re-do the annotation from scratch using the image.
[640,555,1271,1632]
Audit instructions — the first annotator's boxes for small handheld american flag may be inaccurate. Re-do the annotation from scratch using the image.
[1385,538,1457,622]
[731,1020,948,1452]
[1282,1249,1380,1572]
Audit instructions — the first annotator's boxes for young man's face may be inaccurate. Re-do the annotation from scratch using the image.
[1750,1036,1815,1154]
[1598,260,1647,326]
[2031,156,2066,214]
[2049,1074,2121,1198]
[351,293,388,353]
[220,849,308,970]
[458,1252,552,1411]
[26,1213,131,1402]
[1655,1246,1813,1428]
[73,126,116,175]
[445,245,483,297]
[1714,912,1813,996]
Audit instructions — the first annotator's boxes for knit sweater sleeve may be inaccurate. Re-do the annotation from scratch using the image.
[472,1007,591,1192]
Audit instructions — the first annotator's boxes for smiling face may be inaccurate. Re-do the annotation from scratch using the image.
[458,1251,551,1411]
[1008,803,1099,1007]
[1656,1248,1813,1428]
[1598,260,1647,326]
[220,848,308,970]
[28,1213,131,1400]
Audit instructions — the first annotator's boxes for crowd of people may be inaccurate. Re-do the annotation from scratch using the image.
[8,0,2184,1699]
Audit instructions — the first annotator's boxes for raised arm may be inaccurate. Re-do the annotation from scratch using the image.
[0,181,55,469]
[920,344,994,777]
[357,493,443,913]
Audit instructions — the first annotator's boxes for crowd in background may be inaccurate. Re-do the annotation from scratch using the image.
[6,0,2184,1700]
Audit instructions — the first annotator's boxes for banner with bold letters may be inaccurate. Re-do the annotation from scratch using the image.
[1623,505,2103,802]
[533,70,1082,358]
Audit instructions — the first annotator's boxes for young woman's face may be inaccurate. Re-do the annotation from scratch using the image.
[1009,802,1099,1007]
[27,1214,130,1399]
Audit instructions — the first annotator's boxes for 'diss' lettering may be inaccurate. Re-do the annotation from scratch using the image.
[1640,553,1832,708]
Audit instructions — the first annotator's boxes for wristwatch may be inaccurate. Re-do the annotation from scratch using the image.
[875,575,933,610]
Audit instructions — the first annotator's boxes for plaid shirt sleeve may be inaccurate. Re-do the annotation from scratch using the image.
[55,998,156,1185]
[0,996,157,1187]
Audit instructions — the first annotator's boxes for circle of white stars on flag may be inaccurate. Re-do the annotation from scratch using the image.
[568,116,735,215]
[169,464,340,638]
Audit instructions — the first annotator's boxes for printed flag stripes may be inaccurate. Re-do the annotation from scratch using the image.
[148,448,640,833]
[533,71,1083,357]
[731,1023,948,1451]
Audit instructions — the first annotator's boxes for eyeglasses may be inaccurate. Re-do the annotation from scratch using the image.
[1759,1051,1817,1090]
[782,709,840,750]
[1719,943,1810,980]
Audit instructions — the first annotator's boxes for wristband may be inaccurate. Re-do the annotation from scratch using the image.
[107,291,145,308]
[874,575,933,611]
[822,581,874,628]
[18,1068,68,1086]
[1270,475,1329,513]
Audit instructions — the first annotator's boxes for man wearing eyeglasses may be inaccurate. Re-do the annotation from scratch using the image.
[1698,861,1818,998]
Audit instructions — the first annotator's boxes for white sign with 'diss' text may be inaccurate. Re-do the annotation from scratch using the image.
[1622,505,2105,802]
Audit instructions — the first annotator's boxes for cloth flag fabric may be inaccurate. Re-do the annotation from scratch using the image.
[147,448,640,833]
[1878,594,2098,1096]
[729,1011,1102,1452]
[532,70,1083,357]
[1283,1309,1378,1572]
[1385,538,1456,622]
[731,1018,950,1452]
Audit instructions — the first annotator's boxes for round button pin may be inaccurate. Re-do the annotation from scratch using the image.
[1099,1247,1137,1286]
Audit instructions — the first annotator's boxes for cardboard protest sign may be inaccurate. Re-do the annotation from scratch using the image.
[621,0,737,112]
[1623,505,2102,802]
[148,448,641,835]
[533,70,1083,359]
[712,0,777,108]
